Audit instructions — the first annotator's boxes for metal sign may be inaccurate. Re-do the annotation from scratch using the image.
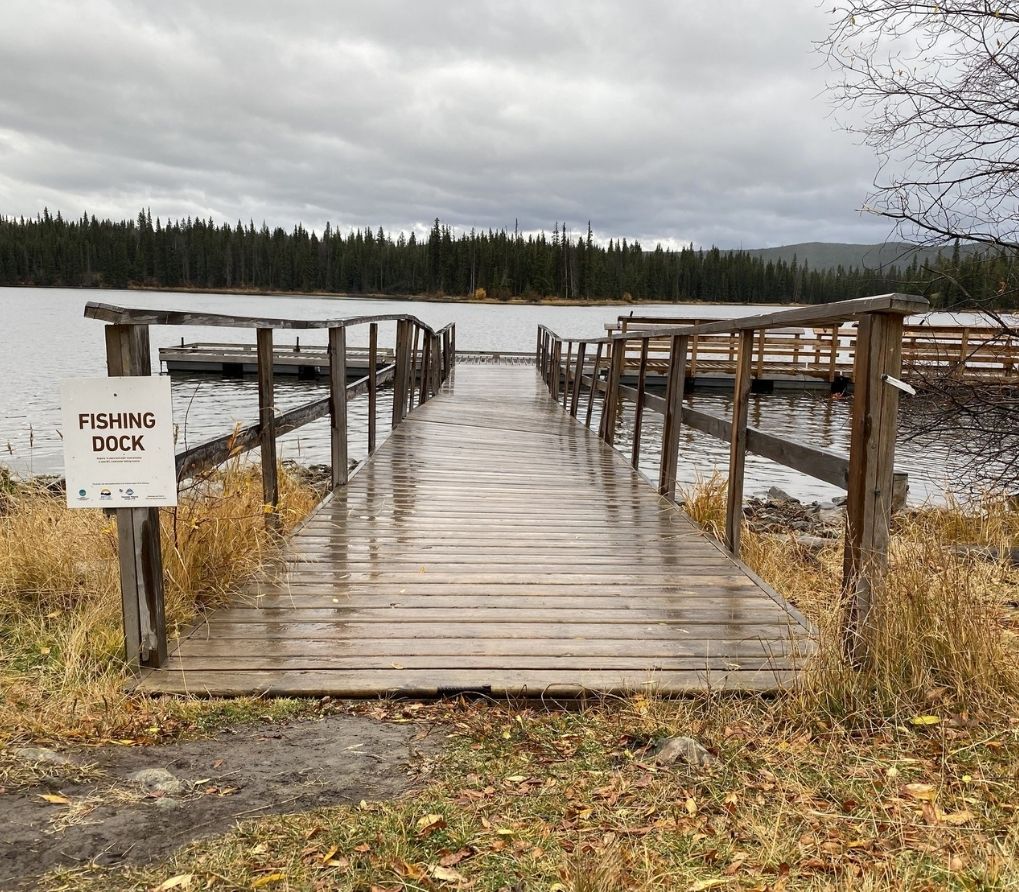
[61,377,178,509]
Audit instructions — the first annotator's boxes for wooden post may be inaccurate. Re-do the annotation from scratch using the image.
[724,330,754,556]
[433,335,442,392]
[551,340,561,401]
[409,325,420,413]
[631,337,650,469]
[586,342,603,428]
[420,332,431,405]
[601,338,626,445]
[368,322,378,454]
[842,312,905,665]
[328,326,348,489]
[563,342,573,409]
[392,320,410,427]
[256,327,279,530]
[105,324,167,669]
[569,342,586,417]
[658,334,687,500]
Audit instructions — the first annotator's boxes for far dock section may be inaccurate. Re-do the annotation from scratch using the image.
[606,314,1019,391]
[159,342,533,379]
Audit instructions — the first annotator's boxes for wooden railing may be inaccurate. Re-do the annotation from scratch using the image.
[538,293,931,662]
[608,315,1018,383]
[84,302,456,670]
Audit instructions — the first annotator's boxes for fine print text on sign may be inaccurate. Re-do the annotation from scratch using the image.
[61,377,178,509]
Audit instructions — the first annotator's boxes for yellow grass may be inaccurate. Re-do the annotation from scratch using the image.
[0,462,318,744]
[683,474,1019,719]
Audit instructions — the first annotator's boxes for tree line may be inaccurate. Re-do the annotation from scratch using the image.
[0,209,1014,308]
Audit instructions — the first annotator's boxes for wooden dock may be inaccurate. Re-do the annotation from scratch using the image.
[139,364,812,697]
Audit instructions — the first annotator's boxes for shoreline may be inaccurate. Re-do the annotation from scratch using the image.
[1,282,806,309]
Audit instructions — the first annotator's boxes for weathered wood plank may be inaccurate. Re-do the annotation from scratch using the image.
[256,328,279,529]
[143,364,812,698]
[105,324,167,669]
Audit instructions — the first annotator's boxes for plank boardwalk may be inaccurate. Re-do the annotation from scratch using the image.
[139,364,814,697]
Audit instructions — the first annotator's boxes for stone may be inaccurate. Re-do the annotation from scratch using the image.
[793,534,835,552]
[652,736,718,769]
[766,486,798,504]
[817,508,844,526]
[153,797,183,811]
[831,495,848,507]
[128,768,185,796]
[12,747,73,767]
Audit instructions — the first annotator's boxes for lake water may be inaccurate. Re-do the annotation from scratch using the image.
[0,286,1000,503]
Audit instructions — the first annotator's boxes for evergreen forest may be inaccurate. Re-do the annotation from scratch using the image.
[0,210,1014,308]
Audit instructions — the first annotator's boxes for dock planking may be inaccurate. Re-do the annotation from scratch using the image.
[138,364,813,697]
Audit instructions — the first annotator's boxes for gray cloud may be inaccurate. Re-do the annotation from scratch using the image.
[0,0,891,247]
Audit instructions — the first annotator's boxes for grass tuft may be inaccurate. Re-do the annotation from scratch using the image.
[0,461,318,744]
[681,476,1019,720]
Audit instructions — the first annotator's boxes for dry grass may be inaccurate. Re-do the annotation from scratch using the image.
[0,461,318,744]
[14,476,1019,891]
[683,474,1019,720]
[38,696,1019,891]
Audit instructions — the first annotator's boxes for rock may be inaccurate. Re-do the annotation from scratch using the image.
[817,508,844,526]
[128,768,185,796]
[12,747,73,767]
[793,535,834,552]
[153,797,182,811]
[766,486,798,504]
[652,736,718,769]
[831,495,847,507]
[790,520,811,532]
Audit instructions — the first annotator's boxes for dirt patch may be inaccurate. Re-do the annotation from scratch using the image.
[0,713,441,887]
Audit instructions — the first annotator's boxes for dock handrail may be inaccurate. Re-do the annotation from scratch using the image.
[537,293,930,663]
[85,301,456,670]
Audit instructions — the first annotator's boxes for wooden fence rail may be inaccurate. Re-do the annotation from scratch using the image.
[607,315,1018,384]
[84,302,456,670]
[538,293,930,664]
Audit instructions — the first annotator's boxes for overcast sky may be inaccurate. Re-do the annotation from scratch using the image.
[0,0,893,249]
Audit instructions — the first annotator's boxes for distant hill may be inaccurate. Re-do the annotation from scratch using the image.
[735,241,979,272]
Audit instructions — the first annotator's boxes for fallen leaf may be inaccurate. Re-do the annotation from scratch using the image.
[416,814,447,837]
[39,794,70,805]
[909,715,941,726]
[251,874,286,888]
[688,880,728,891]
[429,865,465,883]
[903,783,937,801]
[940,809,975,825]
[155,876,194,891]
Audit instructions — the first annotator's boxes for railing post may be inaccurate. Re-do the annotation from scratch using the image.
[563,341,573,409]
[586,342,603,428]
[256,327,279,530]
[550,339,560,401]
[409,325,420,413]
[328,325,348,488]
[570,342,586,417]
[658,334,687,499]
[724,330,754,556]
[392,319,410,428]
[631,337,649,469]
[842,311,905,665]
[368,322,378,454]
[601,338,625,445]
[105,323,167,670]
[433,334,442,392]
[420,332,431,405]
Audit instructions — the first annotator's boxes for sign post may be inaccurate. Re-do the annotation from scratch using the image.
[63,323,173,669]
